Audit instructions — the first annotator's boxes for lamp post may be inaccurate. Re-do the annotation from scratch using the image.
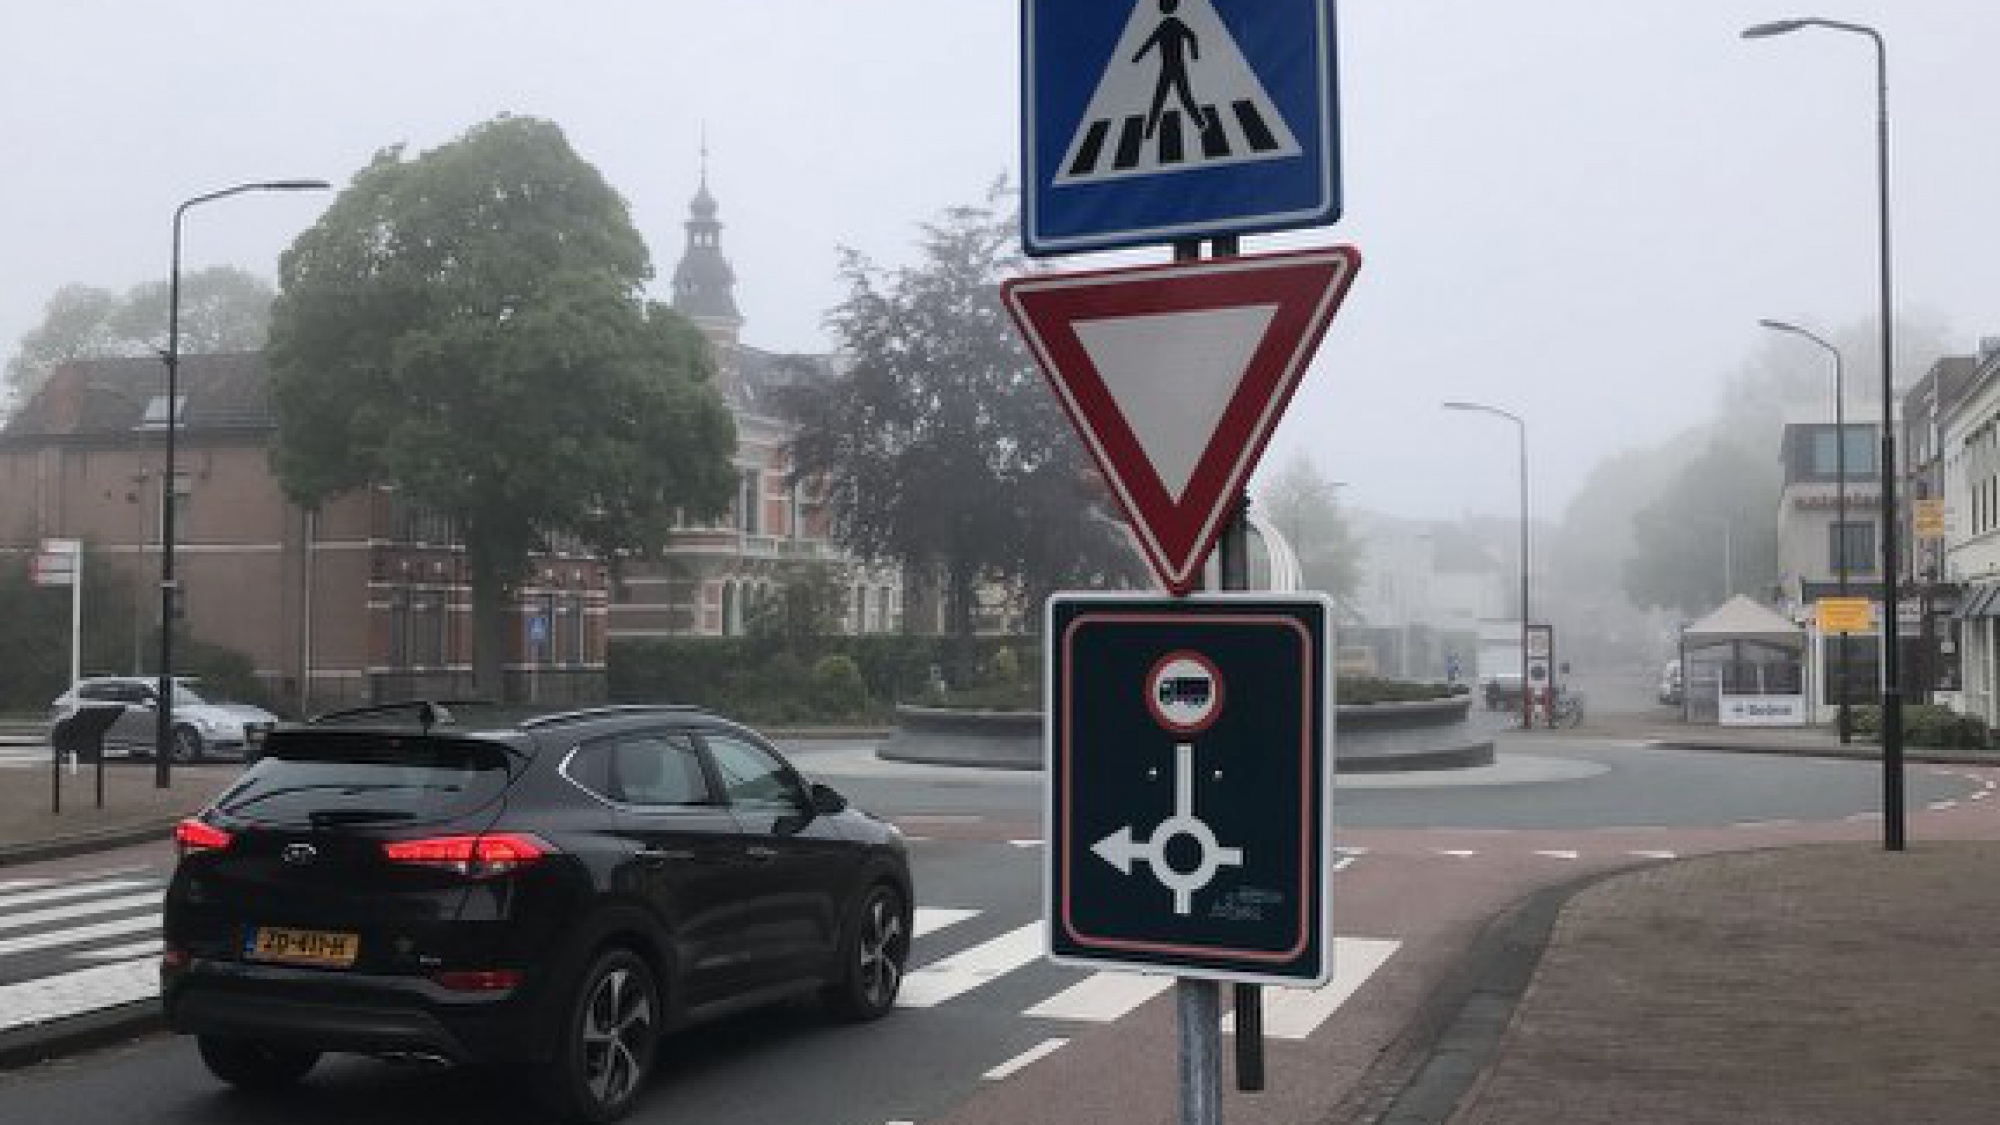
[1744,17,1903,849]
[157,179,329,788]
[1443,400,1532,729]
[1759,317,1854,743]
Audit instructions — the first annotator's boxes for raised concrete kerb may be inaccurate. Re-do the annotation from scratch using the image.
[878,705,1043,770]
[878,695,1496,773]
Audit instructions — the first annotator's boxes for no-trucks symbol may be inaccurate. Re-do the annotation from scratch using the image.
[1057,0,1303,186]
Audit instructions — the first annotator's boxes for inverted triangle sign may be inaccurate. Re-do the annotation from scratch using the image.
[1003,246,1360,594]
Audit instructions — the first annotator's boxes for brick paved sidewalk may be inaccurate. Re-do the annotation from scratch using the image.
[1443,841,2000,1125]
[0,760,232,864]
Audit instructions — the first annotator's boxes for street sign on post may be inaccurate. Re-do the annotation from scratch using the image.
[1047,592,1333,985]
[1003,247,1360,595]
[1023,0,1341,255]
[1818,596,1873,634]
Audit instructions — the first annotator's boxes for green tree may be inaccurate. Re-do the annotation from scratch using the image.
[0,546,140,712]
[5,268,275,406]
[1258,452,1360,601]
[789,188,1134,648]
[1623,435,1781,616]
[266,115,737,696]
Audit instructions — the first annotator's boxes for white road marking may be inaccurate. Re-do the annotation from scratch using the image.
[1009,839,1044,849]
[0,958,156,1034]
[1629,850,1679,860]
[1222,937,1400,1039]
[898,923,1044,1008]
[1436,850,1479,859]
[0,914,160,958]
[984,1037,1069,1081]
[1847,812,1884,822]
[1025,971,1173,1022]
[1972,791,1991,801]
[1735,820,1799,830]
[71,939,162,961]
[1929,801,1959,812]
[1332,855,1360,873]
[0,879,155,912]
[1534,850,1580,861]
[0,892,162,933]
[913,908,978,938]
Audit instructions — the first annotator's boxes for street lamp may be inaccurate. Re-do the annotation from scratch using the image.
[1443,400,1532,729]
[157,179,329,788]
[1744,17,1904,849]
[1759,317,1854,744]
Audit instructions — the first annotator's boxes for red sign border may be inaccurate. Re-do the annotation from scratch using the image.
[1003,247,1361,594]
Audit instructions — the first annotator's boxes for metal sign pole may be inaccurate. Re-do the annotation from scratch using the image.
[1173,235,1225,1125]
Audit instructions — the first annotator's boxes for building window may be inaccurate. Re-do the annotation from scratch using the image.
[564,595,586,666]
[1809,426,1876,478]
[739,470,763,536]
[1830,521,1876,575]
[411,590,446,667]
[389,589,411,668]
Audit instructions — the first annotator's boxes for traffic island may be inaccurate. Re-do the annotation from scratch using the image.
[877,695,1491,773]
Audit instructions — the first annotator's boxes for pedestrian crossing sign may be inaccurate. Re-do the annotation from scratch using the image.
[1024,0,1341,256]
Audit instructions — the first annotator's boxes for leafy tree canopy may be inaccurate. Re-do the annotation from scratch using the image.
[789,186,1138,638]
[5,267,274,405]
[1258,452,1360,601]
[266,114,737,693]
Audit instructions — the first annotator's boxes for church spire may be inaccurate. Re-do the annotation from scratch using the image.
[671,142,742,341]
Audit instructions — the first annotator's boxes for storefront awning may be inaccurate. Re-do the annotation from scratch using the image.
[1956,583,2000,619]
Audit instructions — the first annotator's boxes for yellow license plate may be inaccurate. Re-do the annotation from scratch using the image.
[246,926,359,968]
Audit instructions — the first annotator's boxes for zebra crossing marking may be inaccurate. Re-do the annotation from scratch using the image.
[1221,937,1399,1040]
[898,923,1045,1008]
[1024,970,1174,1022]
[0,913,160,958]
[72,939,162,962]
[0,891,162,934]
[914,907,978,938]
[0,957,157,1034]
[0,878,155,912]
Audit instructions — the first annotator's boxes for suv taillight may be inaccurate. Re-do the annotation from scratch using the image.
[174,818,233,856]
[382,833,551,876]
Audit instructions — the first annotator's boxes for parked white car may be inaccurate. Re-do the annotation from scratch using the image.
[49,677,278,762]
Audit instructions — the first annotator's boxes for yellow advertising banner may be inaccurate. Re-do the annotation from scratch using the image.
[1817,596,1873,634]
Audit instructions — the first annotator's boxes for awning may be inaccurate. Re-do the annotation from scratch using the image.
[1956,583,2000,620]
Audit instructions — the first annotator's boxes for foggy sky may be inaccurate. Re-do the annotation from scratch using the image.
[4,1,1998,523]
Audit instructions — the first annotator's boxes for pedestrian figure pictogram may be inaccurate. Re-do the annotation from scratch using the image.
[1135,0,1204,140]
[1052,0,1305,188]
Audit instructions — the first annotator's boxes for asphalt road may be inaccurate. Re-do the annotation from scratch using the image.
[1,735,1994,1125]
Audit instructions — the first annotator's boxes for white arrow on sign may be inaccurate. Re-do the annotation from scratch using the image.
[1091,743,1243,915]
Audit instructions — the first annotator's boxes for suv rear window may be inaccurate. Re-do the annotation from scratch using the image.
[214,731,516,827]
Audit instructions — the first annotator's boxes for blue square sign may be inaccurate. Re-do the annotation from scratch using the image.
[1023,0,1342,256]
[1046,592,1334,985]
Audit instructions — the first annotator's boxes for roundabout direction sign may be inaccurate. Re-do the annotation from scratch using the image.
[1047,592,1334,985]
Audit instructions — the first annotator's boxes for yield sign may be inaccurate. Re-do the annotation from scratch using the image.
[1002,247,1360,594]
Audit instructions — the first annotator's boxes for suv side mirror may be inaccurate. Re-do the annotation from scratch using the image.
[809,783,848,816]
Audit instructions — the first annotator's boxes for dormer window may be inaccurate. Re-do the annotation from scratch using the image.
[139,395,187,430]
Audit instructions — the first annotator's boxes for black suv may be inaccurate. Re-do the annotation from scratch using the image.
[162,703,912,1122]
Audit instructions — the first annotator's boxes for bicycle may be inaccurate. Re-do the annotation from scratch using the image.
[1550,688,1586,729]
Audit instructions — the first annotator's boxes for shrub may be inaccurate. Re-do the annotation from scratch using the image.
[1849,704,1989,749]
[808,655,869,720]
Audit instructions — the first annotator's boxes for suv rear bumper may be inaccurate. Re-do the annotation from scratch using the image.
[163,960,545,1064]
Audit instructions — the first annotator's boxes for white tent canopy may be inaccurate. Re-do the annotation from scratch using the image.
[1683,595,1806,650]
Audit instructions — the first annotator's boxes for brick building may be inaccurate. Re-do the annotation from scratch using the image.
[0,177,888,713]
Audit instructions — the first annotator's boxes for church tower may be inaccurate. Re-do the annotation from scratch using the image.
[670,153,746,363]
